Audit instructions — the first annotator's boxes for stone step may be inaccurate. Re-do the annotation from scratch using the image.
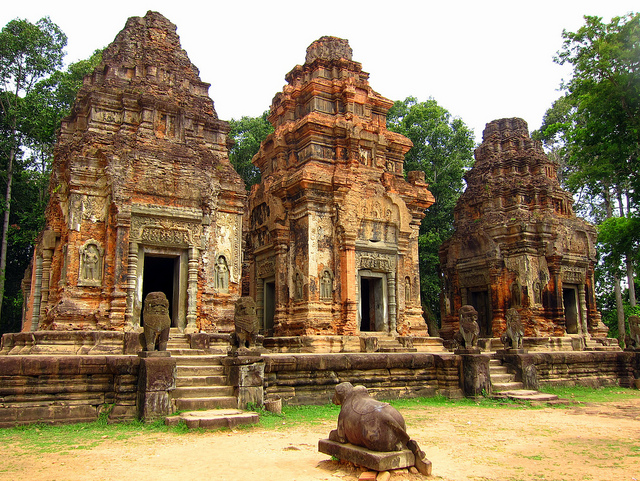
[173,396,238,411]
[489,365,509,375]
[489,359,502,366]
[176,365,224,377]
[490,373,514,383]
[176,375,228,387]
[492,381,524,392]
[166,409,259,430]
[168,348,207,356]
[172,355,224,366]
[172,386,234,399]
[494,389,560,402]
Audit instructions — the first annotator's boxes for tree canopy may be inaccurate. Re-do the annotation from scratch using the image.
[0,17,101,334]
[228,111,273,189]
[387,97,475,332]
[536,12,640,343]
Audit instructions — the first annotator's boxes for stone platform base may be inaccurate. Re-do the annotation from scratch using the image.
[165,409,259,430]
[318,439,432,474]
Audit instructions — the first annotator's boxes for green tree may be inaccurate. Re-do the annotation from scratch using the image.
[387,97,475,333]
[536,13,640,344]
[228,111,273,189]
[0,17,67,321]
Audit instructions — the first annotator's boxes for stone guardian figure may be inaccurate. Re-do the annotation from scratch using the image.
[231,296,260,350]
[325,382,431,474]
[456,305,480,349]
[142,291,171,351]
[501,308,524,350]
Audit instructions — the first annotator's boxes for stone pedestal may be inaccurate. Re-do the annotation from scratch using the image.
[460,353,491,397]
[137,353,176,422]
[222,356,265,409]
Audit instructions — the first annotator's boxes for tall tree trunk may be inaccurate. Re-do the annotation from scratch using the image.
[0,141,15,321]
[604,186,626,346]
[627,257,636,308]
[614,273,626,347]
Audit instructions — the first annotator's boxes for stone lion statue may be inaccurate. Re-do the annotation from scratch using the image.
[455,305,480,349]
[231,296,260,349]
[501,308,524,350]
[626,315,640,349]
[142,291,171,351]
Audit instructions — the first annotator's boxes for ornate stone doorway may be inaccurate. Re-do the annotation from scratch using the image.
[563,285,580,334]
[358,271,388,332]
[263,278,275,335]
[133,247,188,331]
[141,255,178,327]
[470,290,491,337]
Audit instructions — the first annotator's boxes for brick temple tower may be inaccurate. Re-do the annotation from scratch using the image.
[22,12,246,333]
[247,37,434,338]
[439,118,607,340]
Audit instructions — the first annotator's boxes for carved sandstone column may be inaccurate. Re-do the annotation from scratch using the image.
[388,272,397,334]
[578,283,589,338]
[109,215,131,329]
[30,254,43,331]
[125,242,138,330]
[185,246,198,333]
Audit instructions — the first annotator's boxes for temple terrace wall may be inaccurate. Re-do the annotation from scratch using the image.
[0,355,139,427]
[1,350,638,427]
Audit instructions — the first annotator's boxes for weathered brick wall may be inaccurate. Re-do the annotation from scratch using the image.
[499,351,638,388]
[263,353,462,405]
[0,356,139,427]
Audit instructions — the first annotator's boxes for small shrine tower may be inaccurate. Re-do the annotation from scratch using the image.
[22,12,246,333]
[247,37,434,337]
[439,118,607,340]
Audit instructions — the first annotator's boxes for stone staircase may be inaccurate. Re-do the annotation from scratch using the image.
[170,355,237,411]
[489,357,564,404]
[489,358,523,392]
[165,330,238,411]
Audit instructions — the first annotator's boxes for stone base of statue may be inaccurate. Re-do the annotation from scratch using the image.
[496,348,527,355]
[454,347,481,355]
[138,350,172,358]
[318,439,432,475]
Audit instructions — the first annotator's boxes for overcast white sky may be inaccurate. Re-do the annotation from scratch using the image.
[3,1,638,142]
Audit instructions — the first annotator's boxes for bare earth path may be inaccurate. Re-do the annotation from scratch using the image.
[3,398,640,481]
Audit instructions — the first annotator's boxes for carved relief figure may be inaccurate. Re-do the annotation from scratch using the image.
[82,245,100,281]
[215,255,229,293]
[511,281,521,307]
[295,272,303,300]
[405,277,411,304]
[320,269,333,299]
[501,308,524,350]
[142,291,171,351]
[78,241,103,286]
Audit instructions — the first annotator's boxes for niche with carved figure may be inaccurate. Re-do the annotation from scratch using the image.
[78,240,104,287]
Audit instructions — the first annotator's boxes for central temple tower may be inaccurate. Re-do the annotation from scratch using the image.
[248,37,434,337]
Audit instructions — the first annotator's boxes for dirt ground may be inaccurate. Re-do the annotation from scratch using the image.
[3,398,640,481]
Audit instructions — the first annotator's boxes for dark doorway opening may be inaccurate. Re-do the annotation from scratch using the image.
[360,276,384,332]
[264,280,275,335]
[142,256,175,327]
[470,290,491,337]
[563,287,579,334]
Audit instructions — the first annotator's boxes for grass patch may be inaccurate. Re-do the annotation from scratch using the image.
[1,386,638,448]
[541,385,640,403]
[0,416,191,454]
